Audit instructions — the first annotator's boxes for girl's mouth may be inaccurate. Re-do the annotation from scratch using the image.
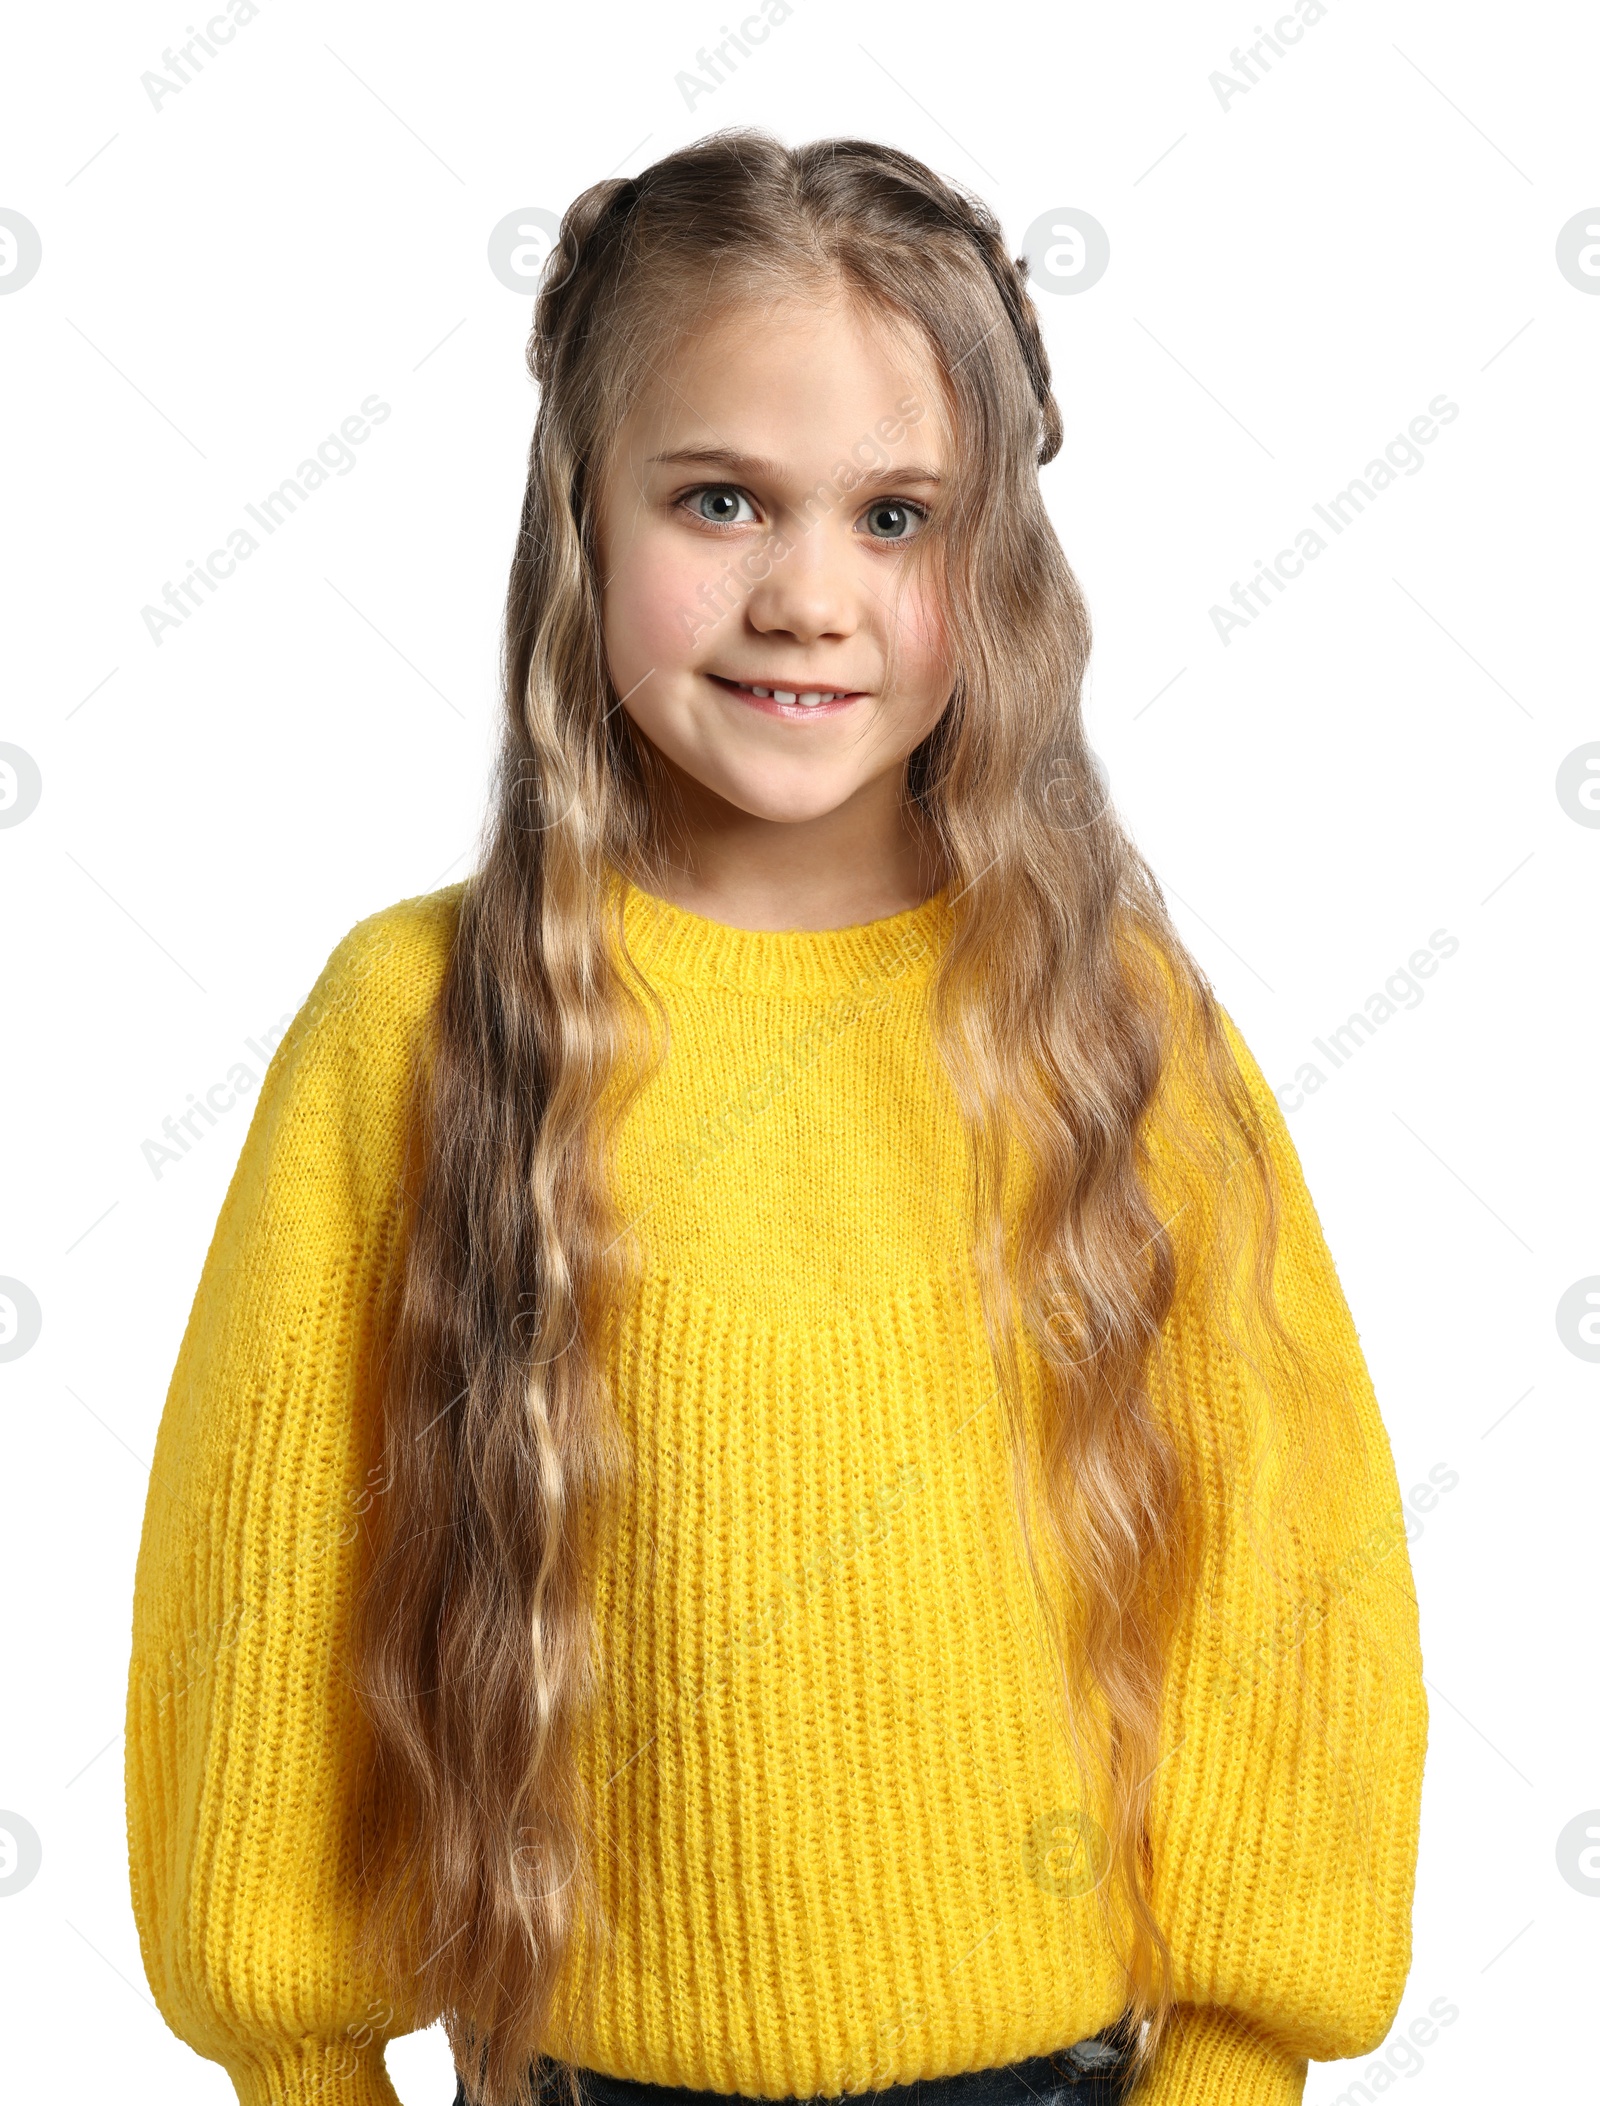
[708,674,865,718]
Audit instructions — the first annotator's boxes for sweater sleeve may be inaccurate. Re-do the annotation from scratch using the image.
[123,895,454,2106]
[1130,1009,1429,2106]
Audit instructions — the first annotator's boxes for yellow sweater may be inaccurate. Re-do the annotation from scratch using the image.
[125,879,1427,2106]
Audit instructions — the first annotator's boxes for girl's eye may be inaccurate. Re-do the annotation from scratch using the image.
[859,499,928,543]
[686,485,758,526]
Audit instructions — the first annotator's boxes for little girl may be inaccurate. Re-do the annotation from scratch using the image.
[125,132,1427,2106]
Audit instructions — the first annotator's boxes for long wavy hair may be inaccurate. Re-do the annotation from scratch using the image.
[349,129,1365,2106]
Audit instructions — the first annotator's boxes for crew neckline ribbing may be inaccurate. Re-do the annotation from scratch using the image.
[617,876,954,996]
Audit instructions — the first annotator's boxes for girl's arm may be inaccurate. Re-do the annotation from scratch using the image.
[124,894,453,2106]
[1136,1013,1429,2105]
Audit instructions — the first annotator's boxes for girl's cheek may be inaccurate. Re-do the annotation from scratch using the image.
[893,578,951,685]
[611,533,726,667]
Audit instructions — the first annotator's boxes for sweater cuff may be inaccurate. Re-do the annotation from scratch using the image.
[226,2039,403,2106]
[1130,2005,1307,2106]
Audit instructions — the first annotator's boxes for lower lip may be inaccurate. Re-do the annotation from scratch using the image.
[710,675,865,719]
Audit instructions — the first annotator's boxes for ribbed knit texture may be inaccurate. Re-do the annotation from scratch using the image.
[125,880,1427,2106]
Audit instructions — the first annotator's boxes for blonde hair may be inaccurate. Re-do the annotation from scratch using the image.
[350,128,1356,2106]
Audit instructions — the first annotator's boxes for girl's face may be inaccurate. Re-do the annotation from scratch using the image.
[593,288,954,829]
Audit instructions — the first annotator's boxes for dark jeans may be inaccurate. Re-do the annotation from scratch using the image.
[451,2027,1137,2106]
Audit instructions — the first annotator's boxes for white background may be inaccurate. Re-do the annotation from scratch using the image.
[2,0,1595,2100]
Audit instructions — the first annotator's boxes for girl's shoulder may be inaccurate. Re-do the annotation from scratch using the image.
[290,880,468,1060]
[243,883,468,1200]
[173,886,471,1325]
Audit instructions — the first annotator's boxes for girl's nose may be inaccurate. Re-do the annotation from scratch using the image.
[742,529,859,645]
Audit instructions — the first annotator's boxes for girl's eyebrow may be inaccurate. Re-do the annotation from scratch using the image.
[647,444,942,486]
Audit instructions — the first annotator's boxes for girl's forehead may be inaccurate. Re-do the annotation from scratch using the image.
[674,284,933,373]
[616,293,950,456]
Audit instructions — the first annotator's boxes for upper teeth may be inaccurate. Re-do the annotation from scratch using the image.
[749,686,836,706]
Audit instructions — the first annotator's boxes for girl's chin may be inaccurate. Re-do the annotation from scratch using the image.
[697,764,873,827]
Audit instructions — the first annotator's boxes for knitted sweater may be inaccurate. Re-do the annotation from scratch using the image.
[124,878,1427,2106]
